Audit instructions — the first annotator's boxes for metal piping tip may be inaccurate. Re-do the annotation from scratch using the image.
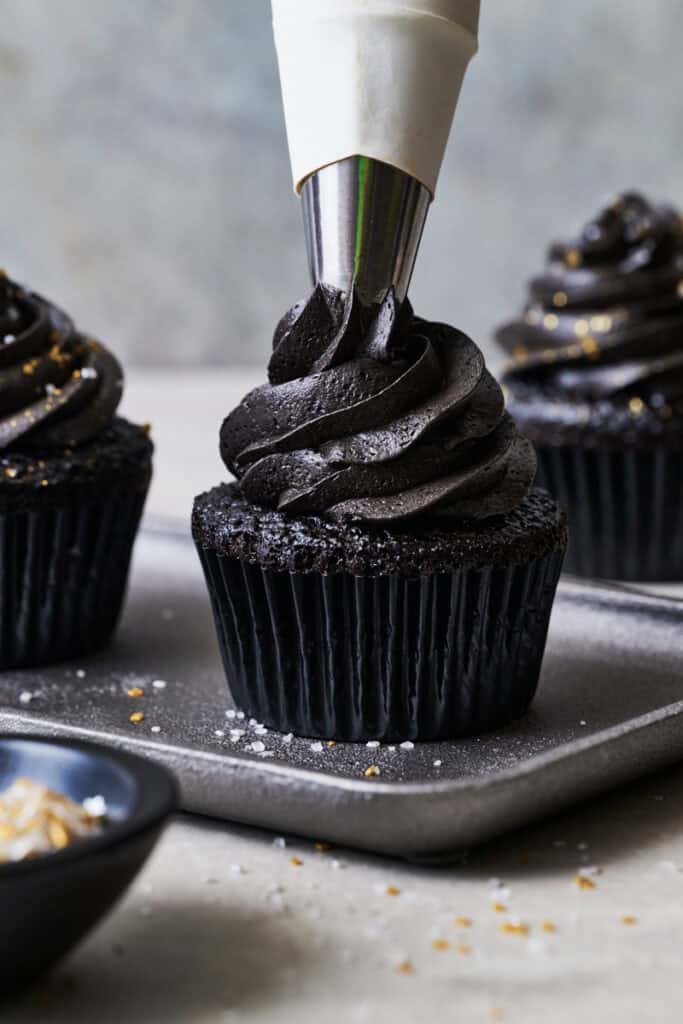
[301,156,431,307]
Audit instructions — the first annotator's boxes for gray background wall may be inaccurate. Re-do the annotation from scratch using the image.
[1,0,681,372]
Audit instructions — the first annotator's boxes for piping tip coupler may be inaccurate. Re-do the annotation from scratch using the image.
[301,156,431,307]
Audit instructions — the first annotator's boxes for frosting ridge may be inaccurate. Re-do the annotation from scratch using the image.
[0,272,123,450]
[221,285,535,523]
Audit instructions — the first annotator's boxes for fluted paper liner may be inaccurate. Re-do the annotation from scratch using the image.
[0,479,148,669]
[196,546,564,742]
[535,444,683,582]
[272,0,480,194]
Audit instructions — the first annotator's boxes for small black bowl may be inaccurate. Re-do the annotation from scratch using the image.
[0,735,178,997]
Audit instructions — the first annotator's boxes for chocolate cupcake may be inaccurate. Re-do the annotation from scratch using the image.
[0,271,152,668]
[498,192,683,581]
[193,287,566,741]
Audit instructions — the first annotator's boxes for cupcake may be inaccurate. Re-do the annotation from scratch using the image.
[193,287,566,741]
[0,271,152,667]
[497,192,683,581]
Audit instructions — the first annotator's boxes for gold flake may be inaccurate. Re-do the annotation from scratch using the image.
[364,764,379,778]
[129,711,144,724]
[454,916,472,928]
[552,291,567,307]
[499,920,529,936]
[581,336,600,359]
[4,467,17,479]
[628,397,644,416]
[325,740,336,747]
[432,938,450,951]
[541,920,556,933]
[621,914,637,926]
[127,687,144,698]
[396,961,414,975]
[290,856,303,867]
[40,479,48,487]
[574,874,596,890]
[386,885,401,896]
[491,901,507,913]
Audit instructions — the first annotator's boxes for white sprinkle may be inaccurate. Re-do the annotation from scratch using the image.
[578,865,601,878]
[366,740,380,748]
[331,859,347,870]
[45,383,60,396]
[387,746,396,753]
[249,718,258,727]
[152,679,167,690]
[229,729,245,741]
[399,741,414,751]
[230,863,245,875]
[225,709,236,719]
[282,733,294,744]
[151,725,161,734]
[214,729,225,738]
[579,720,587,726]
[18,691,33,704]
[3,334,15,344]
[80,366,98,379]
[76,669,86,679]
[249,740,266,754]
[490,885,510,902]
[236,711,245,721]
[257,750,275,758]
[83,795,107,817]
[273,837,287,849]
[161,608,175,621]
[310,741,324,753]
[254,724,268,736]
[433,759,442,767]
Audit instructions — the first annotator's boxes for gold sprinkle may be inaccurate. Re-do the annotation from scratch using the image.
[500,920,529,936]
[432,938,450,951]
[290,856,303,867]
[325,740,336,747]
[456,943,471,956]
[48,818,69,850]
[127,687,144,698]
[40,479,48,487]
[590,314,612,332]
[628,397,644,416]
[574,318,590,336]
[22,363,34,375]
[4,467,17,479]
[491,901,507,913]
[552,291,567,307]
[581,336,600,359]
[396,960,414,975]
[541,920,556,933]
[386,885,401,897]
[454,916,472,928]
[129,711,144,724]
[565,248,582,268]
[574,874,596,890]
[621,914,638,926]
[314,841,331,853]
[543,313,559,330]
[364,764,379,778]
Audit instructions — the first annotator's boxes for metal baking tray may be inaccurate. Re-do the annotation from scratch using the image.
[1,525,682,861]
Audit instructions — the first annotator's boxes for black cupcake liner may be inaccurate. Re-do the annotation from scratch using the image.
[196,546,565,742]
[535,444,683,581]
[0,482,148,669]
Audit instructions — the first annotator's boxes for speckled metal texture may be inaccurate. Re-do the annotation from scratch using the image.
[1,527,682,861]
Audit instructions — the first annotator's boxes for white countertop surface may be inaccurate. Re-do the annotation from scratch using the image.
[9,369,683,1024]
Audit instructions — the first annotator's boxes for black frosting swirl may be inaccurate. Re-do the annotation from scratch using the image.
[221,285,535,524]
[498,192,683,431]
[0,272,123,450]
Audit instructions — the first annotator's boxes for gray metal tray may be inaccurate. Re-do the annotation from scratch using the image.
[1,526,682,861]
